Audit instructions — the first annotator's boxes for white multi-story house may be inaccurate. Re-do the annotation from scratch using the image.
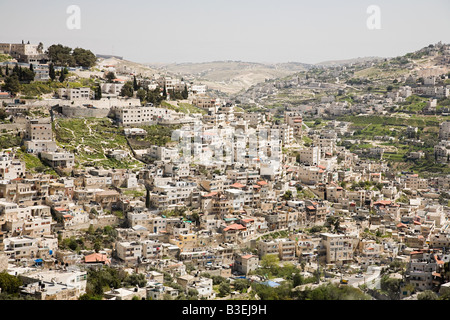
[58,87,91,100]
[116,241,143,263]
[320,233,355,265]
[0,153,25,181]
[297,165,326,185]
[150,181,196,209]
[3,236,39,260]
[270,124,294,146]
[115,105,182,126]
[41,151,75,168]
[298,146,321,166]
[408,252,442,291]
[146,146,179,163]
[24,118,57,154]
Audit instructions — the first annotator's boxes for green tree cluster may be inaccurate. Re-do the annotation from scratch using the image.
[79,266,127,300]
[120,81,134,97]
[47,44,97,68]
[0,272,22,295]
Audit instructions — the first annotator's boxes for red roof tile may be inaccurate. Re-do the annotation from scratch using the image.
[223,223,246,232]
[231,182,245,188]
[84,253,110,264]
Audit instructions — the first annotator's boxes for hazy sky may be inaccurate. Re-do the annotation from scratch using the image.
[1,0,449,64]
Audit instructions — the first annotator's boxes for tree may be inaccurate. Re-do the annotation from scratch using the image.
[49,63,56,81]
[439,290,450,300]
[293,273,304,287]
[261,254,280,271]
[20,67,35,83]
[37,42,44,53]
[72,47,97,68]
[292,283,370,300]
[182,84,189,99]
[84,266,126,298]
[96,86,102,100]
[87,224,95,235]
[162,84,167,99]
[123,273,147,288]
[12,63,19,76]
[326,216,340,232]
[190,211,201,226]
[233,279,250,293]
[147,88,164,105]
[380,275,402,300]
[282,190,293,200]
[59,70,66,83]
[0,272,22,294]
[105,72,116,83]
[133,76,139,91]
[417,290,438,300]
[120,81,134,97]
[3,74,21,95]
[136,88,146,103]
[47,44,75,66]
[310,225,323,233]
[218,281,231,297]
[187,288,199,300]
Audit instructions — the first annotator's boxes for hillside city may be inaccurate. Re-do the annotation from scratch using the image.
[0,40,450,301]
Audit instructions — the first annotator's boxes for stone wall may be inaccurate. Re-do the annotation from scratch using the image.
[61,106,111,118]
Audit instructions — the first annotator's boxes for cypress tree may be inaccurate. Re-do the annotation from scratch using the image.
[49,63,56,81]
[133,76,138,91]
[182,84,188,99]
[18,66,23,81]
[59,70,66,83]
[162,84,167,99]
[96,86,102,100]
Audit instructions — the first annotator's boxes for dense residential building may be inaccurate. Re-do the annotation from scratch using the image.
[1,38,450,302]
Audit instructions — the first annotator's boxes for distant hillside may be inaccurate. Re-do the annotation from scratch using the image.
[96,54,124,60]
[232,42,450,106]
[316,57,383,67]
[146,61,313,95]
[95,57,164,78]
